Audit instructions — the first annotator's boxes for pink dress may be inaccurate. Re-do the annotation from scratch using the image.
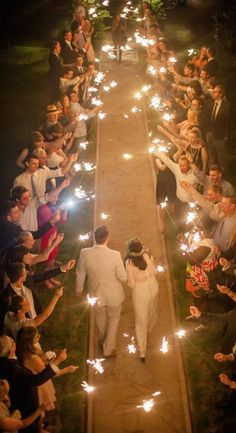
[37,204,58,264]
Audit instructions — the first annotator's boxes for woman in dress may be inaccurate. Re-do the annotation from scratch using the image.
[125,239,159,362]
[112,15,127,62]
[0,379,43,432]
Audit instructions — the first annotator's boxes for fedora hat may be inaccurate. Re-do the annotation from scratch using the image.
[47,104,60,114]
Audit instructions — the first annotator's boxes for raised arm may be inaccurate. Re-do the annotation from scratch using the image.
[34,287,63,327]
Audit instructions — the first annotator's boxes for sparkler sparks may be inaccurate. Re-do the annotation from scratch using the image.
[74,186,87,199]
[135,91,142,100]
[147,65,157,76]
[156,265,165,273]
[159,66,167,73]
[88,86,98,93]
[110,80,118,88]
[100,212,110,220]
[127,336,137,354]
[137,399,155,412]
[150,95,161,110]
[81,381,95,393]
[175,330,186,339]
[162,113,173,122]
[188,48,197,56]
[79,141,88,150]
[141,84,151,93]
[186,211,197,224]
[98,111,107,120]
[78,113,89,121]
[103,85,110,92]
[74,163,82,172]
[94,72,105,84]
[160,196,168,209]
[160,337,169,354]
[79,233,90,242]
[168,56,177,64]
[87,294,98,306]
[122,153,133,160]
[91,97,103,107]
[87,358,105,374]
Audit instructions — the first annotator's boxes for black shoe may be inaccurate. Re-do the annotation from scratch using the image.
[140,357,146,363]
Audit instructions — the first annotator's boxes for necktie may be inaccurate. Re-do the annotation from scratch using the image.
[211,102,218,121]
[31,174,37,197]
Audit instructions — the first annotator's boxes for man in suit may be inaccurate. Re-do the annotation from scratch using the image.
[76,225,127,357]
[0,335,67,433]
[61,30,77,64]
[206,85,229,171]
[48,41,66,102]
[205,47,219,78]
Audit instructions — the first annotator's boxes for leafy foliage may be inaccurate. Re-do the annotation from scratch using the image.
[212,0,236,50]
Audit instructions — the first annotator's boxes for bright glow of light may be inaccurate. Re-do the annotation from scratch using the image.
[100,212,109,220]
[122,153,133,160]
[158,145,168,153]
[150,95,161,110]
[148,146,156,154]
[81,381,95,393]
[88,7,96,15]
[102,0,109,5]
[153,391,161,397]
[141,84,151,93]
[186,211,196,224]
[101,44,113,53]
[127,336,136,354]
[79,232,90,242]
[131,106,139,113]
[162,113,173,122]
[135,91,142,100]
[103,85,110,92]
[95,57,100,63]
[147,65,157,76]
[169,56,177,63]
[91,97,103,107]
[123,333,129,338]
[87,294,97,306]
[123,114,129,119]
[110,80,118,88]
[188,48,197,56]
[94,72,105,84]
[74,163,82,172]
[160,337,169,354]
[84,162,96,172]
[98,111,107,120]
[74,186,87,199]
[192,231,201,243]
[108,52,116,59]
[189,202,197,209]
[157,265,164,273]
[137,399,155,412]
[159,66,167,73]
[88,86,98,93]
[79,141,88,150]
[87,358,105,374]
[160,196,168,209]
[78,113,89,121]
[175,330,186,339]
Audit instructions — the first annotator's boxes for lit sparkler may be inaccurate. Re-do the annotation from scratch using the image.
[122,153,133,160]
[127,336,136,354]
[135,91,142,100]
[150,95,161,110]
[78,113,89,121]
[156,265,164,273]
[79,233,90,242]
[87,294,98,306]
[168,56,177,64]
[137,399,155,412]
[141,84,151,93]
[103,85,110,92]
[188,48,197,56]
[162,113,173,122]
[91,97,103,107]
[94,72,105,84]
[160,337,169,354]
[84,162,96,172]
[186,211,197,224]
[175,330,186,339]
[100,212,109,220]
[87,358,105,374]
[81,381,95,393]
[159,66,167,73]
[123,114,129,119]
[74,163,82,172]
[110,80,118,88]
[88,86,98,93]
[74,186,87,199]
[147,65,157,76]
[98,111,107,120]
[79,141,88,150]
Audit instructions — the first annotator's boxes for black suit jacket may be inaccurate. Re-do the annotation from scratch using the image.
[205,58,218,77]
[0,357,56,416]
[48,52,65,82]
[206,99,229,140]
[61,40,76,64]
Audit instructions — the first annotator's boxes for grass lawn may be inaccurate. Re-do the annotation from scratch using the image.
[0,2,97,432]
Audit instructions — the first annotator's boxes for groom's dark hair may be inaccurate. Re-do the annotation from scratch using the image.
[94,225,109,244]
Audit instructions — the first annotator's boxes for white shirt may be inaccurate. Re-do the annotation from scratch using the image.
[17,197,39,231]
[59,76,81,94]
[157,153,198,202]
[70,102,96,138]
[13,166,63,204]
[10,284,37,318]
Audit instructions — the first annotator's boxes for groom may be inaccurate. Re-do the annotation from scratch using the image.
[76,225,127,357]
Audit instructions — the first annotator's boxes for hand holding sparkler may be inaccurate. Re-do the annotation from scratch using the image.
[214,352,233,362]
[180,181,195,195]
[219,257,230,269]
[61,259,76,272]
[218,373,235,389]
[189,306,201,319]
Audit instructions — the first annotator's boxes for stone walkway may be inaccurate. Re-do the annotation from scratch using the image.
[88,48,192,433]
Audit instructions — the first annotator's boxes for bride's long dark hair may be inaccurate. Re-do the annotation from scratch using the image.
[125,239,147,270]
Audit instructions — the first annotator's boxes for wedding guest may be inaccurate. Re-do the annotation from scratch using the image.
[112,15,127,62]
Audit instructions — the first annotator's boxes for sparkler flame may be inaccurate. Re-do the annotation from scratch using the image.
[87,294,98,306]
[122,153,133,160]
[137,399,155,412]
[160,337,169,354]
[98,111,107,120]
[186,211,196,224]
[79,233,90,242]
[87,358,105,374]
[110,80,118,88]
[100,212,109,220]
[156,265,164,273]
[81,381,95,393]
[175,330,186,339]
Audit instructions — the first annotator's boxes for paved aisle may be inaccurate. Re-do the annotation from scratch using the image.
[91,49,191,433]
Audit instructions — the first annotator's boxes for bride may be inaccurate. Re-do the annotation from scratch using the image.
[125,239,159,362]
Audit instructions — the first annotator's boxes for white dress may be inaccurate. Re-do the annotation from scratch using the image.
[126,254,159,357]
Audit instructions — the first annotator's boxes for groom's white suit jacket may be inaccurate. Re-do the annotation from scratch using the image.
[76,244,127,306]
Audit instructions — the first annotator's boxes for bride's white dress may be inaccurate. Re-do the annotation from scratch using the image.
[126,253,159,357]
